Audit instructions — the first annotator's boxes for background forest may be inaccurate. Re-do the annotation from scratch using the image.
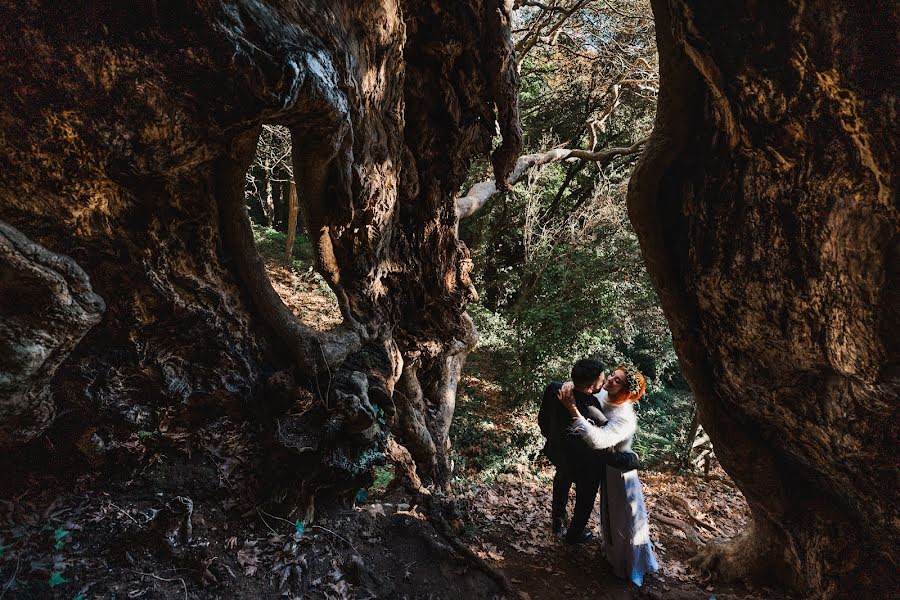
[245,0,697,478]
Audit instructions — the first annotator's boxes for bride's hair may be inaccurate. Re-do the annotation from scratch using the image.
[613,365,646,402]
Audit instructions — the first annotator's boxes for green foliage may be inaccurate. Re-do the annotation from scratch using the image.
[632,387,695,465]
[251,223,313,268]
[450,355,545,480]
[372,404,386,426]
[53,527,69,551]
[48,571,67,588]
[370,465,393,493]
[354,465,394,500]
[457,0,693,468]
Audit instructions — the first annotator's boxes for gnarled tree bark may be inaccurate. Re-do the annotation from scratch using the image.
[2,2,895,596]
[0,0,520,503]
[631,0,897,596]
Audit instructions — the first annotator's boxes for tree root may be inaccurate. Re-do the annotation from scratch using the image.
[666,494,721,535]
[687,519,781,587]
[384,436,423,493]
[416,491,517,597]
[653,512,703,547]
[0,220,106,446]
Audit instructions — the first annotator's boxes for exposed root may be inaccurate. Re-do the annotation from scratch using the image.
[418,491,516,596]
[385,436,424,493]
[385,462,513,594]
[654,512,703,547]
[666,494,721,534]
[688,519,780,586]
[0,220,106,446]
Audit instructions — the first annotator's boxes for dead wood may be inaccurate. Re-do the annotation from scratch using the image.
[456,137,648,221]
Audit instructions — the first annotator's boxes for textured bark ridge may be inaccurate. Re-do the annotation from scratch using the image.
[0,0,519,500]
[0,221,105,446]
[631,1,897,596]
[3,2,896,596]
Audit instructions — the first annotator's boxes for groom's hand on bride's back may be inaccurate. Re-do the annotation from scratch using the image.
[599,449,641,472]
[619,451,641,472]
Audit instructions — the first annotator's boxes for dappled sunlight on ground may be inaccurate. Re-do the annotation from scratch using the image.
[455,466,784,599]
[265,264,342,332]
[449,358,785,599]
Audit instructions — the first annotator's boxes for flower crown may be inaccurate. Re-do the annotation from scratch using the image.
[614,364,646,403]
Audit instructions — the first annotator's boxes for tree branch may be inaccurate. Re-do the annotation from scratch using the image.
[515,0,590,64]
[456,137,647,220]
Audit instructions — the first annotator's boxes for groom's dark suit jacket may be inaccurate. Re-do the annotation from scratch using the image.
[538,382,638,477]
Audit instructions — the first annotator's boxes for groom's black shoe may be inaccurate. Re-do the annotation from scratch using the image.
[565,530,593,545]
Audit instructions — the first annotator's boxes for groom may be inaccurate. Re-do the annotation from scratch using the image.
[538,359,638,543]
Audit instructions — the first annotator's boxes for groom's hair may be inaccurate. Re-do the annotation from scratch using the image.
[571,358,606,388]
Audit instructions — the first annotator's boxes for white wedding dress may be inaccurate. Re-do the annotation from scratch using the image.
[571,389,659,586]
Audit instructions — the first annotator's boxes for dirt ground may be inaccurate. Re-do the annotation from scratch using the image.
[455,466,787,600]
[0,456,788,600]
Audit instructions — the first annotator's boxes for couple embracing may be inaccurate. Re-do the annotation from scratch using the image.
[538,359,659,587]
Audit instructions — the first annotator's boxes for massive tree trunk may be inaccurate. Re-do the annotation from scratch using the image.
[630,1,897,597]
[3,1,895,596]
[0,0,519,503]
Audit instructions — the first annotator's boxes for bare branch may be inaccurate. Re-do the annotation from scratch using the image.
[515,0,568,12]
[456,137,647,220]
[515,0,591,64]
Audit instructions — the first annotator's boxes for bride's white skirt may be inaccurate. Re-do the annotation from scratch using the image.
[601,466,660,586]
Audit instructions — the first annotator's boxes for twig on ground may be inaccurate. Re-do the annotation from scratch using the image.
[255,508,282,537]
[257,507,293,528]
[308,525,358,555]
[0,558,20,600]
[702,473,737,488]
[108,501,141,525]
[130,570,188,600]
[667,495,720,534]
[257,506,359,554]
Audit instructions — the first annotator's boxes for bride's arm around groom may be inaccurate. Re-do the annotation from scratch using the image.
[558,367,640,452]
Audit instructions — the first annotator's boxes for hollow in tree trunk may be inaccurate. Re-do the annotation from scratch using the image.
[0,0,520,509]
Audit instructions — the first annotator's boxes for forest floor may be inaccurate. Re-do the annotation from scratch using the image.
[442,368,788,600]
[0,257,790,599]
[264,258,789,600]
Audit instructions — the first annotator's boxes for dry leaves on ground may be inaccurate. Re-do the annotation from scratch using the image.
[462,465,751,587]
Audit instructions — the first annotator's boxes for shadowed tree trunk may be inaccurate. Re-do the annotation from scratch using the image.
[630,0,897,597]
[1,1,895,597]
[0,0,520,505]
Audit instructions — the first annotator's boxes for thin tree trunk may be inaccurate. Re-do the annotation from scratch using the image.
[681,404,699,469]
[263,166,274,226]
[284,179,299,262]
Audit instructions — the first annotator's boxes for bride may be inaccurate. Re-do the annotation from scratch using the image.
[559,366,659,586]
